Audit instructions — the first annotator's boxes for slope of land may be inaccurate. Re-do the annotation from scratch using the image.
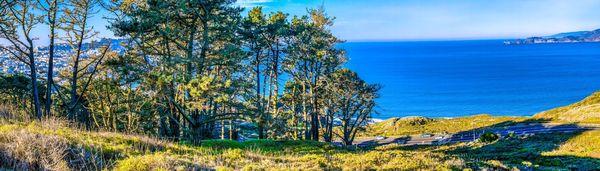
[534,91,600,124]
[0,118,598,170]
[0,119,463,170]
[361,114,528,137]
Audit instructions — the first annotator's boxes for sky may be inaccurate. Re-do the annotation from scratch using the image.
[24,0,600,43]
[238,0,600,41]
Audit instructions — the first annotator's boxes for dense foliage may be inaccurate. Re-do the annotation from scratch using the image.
[0,0,379,145]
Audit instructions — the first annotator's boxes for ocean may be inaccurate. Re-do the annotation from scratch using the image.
[341,40,600,119]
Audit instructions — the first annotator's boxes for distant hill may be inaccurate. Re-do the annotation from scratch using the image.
[364,91,600,137]
[547,31,594,39]
[361,114,527,136]
[534,91,600,124]
[506,29,600,44]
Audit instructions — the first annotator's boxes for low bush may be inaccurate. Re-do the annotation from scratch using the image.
[478,132,499,143]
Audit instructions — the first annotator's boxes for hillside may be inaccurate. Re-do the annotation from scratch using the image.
[534,91,600,124]
[362,114,527,137]
[363,91,600,138]
[0,119,474,170]
[0,118,598,170]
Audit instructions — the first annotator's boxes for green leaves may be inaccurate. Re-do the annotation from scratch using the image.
[0,1,381,141]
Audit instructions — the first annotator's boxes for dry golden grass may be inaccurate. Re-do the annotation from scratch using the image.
[0,116,598,170]
[362,114,527,137]
[0,119,465,170]
[0,129,69,170]
[535,91,600,124]
[543,130,600,158]
[0,112,600,170]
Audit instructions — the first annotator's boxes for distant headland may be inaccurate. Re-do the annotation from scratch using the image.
[505,29,600,44]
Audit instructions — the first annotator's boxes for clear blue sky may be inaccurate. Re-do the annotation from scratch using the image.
[238,0,600,41]
[29,0,600,43]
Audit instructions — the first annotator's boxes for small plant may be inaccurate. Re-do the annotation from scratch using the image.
[478,132,499,143]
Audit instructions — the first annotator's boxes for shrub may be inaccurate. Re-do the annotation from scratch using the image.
[406,116,435,126]
[479,132,499,143]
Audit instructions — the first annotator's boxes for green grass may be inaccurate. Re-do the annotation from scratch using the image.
[0,118,598,170]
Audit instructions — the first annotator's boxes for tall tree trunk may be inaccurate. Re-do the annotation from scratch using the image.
[342,121,351,146]
[198,20,209,74]
[310,86,319,141]
[311,111,319,141]
[70,53,80,119]
[255,49,266,139]
[186,18,197,77]
[229,119,234,140]
[29,47,42,119]
[271,41,279,120]
[45,0,58,117]
[301,82,310,140]
[70,5,88,120]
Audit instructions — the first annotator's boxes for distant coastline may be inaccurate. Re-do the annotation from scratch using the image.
[505,29,600,44]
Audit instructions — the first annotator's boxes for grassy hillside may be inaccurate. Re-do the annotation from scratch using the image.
[446,130,600,170]
[362,114,528,137]
[0,119,461,170]
[534,91,600,124]
[0,119,597,170]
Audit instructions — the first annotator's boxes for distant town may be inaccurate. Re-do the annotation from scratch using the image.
[0,38,125,75]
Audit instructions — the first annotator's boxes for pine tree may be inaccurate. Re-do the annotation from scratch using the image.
[0,0,44,119]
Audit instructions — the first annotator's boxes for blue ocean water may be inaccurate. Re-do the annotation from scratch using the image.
[340,40,600,119]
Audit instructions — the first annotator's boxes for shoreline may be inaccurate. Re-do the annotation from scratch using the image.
[370,114,531,123]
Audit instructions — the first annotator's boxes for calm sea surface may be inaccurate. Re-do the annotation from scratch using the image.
[340,40,600,119]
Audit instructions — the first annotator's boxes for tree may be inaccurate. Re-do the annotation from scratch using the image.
[264,11,289,139]
[0,0,381,144]
[0,0,44,119]
[285,8,345,140]
[110,0,245,142]
[280,80,305,139]
[325,69,380,146]
[83,49,151,133]
[37,0,63,117]
[240,6,269,139]
[60,0,111,126]
[0,73,40,119]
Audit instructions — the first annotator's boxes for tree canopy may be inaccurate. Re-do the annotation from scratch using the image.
[0,0,379,146]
